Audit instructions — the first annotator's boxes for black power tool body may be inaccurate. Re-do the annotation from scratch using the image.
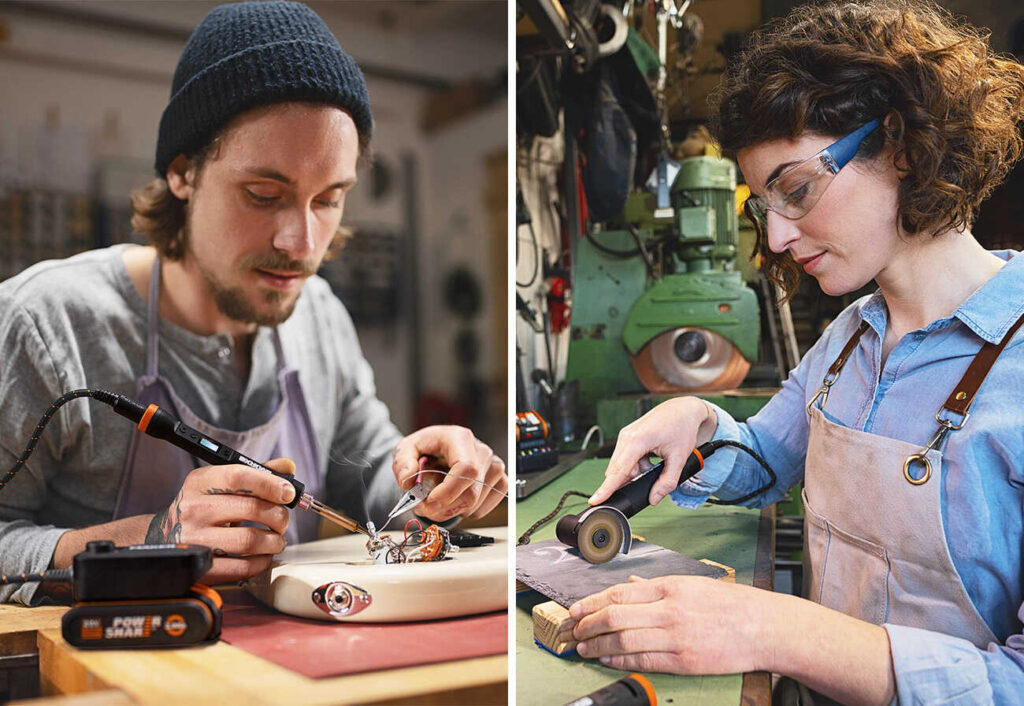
[556,445,711,563]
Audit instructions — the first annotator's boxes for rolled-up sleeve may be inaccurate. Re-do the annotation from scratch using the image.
[886,616,1024,704]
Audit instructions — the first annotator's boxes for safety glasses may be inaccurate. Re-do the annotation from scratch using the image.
[744,119,881,228]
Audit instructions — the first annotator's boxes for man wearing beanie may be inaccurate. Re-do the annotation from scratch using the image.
[0,1,507,604]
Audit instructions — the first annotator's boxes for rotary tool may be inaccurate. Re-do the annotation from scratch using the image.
[552,436,780,563]
[556,444,713,564]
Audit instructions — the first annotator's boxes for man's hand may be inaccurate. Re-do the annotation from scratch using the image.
[145,457,297,583]
[392,426,507,521]
[589,396,717,507]
[569,575,773,675]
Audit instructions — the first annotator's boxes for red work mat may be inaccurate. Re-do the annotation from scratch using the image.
[219,591,507,678]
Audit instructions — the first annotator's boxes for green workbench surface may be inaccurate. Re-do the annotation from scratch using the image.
[516,459,773,706]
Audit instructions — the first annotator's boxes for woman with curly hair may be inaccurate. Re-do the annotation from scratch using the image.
[571,1,1024,702]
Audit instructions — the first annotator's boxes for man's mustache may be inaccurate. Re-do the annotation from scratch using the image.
[241,252,319,276]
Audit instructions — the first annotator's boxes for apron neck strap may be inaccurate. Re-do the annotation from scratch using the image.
[808,321,870,411]
[271,327,288,373]
[828,321,871,379]
[941,310,1024,417]
[146,255,162,376]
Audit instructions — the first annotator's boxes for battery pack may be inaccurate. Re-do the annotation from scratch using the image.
[62,541,221,649]
[62,585,222,649]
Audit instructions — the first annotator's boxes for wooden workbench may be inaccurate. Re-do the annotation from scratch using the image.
[516,459,775,706]
[0,600,506,705]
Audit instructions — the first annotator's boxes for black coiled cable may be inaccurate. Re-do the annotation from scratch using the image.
[0,388,119,494]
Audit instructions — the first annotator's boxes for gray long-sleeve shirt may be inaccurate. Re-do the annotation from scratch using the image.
[0,245,404,604]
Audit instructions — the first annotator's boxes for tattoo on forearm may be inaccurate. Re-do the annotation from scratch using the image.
[145,509,168,544]
[166,491,183,543]
[37,580,73,605]
[204,487,254,495]
[145,489,184,544]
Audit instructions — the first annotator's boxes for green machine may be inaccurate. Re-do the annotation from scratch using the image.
[564,156,761,433]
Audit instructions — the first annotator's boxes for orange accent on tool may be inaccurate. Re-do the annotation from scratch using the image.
[138,404,159,433]
[190,583,223,610]
[693,448,705,468]
[628,673,657,705]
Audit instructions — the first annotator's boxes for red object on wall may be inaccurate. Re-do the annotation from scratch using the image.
[546,276,570,333]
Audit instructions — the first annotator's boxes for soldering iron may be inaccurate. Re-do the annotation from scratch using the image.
[0,388,376,649]
[0,389,370,536]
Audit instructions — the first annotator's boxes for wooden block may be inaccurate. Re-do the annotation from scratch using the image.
[532,600,577,655]
[700,559,736,583]
[0,605,67,656]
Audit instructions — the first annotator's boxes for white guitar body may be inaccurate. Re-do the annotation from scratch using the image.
[245,527,507,622]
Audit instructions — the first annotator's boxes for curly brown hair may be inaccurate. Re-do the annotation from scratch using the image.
[131,104,369,261]
[712,0,1024,300]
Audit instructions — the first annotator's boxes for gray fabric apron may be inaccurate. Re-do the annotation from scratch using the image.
[113,256,322,543]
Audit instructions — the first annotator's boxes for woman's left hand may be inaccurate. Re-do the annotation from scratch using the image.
[570,575,775,675]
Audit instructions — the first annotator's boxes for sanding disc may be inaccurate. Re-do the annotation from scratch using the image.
[577,510,625,564]
[631,327,750,393]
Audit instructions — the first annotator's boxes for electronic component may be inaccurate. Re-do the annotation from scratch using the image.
[364,523,456,564]
[404,523,452,562]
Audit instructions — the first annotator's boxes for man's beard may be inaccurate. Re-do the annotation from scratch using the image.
[210,279,296,327]
[182,223,317,327]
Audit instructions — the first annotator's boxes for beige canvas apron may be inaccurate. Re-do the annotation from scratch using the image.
[775,314,1024,704]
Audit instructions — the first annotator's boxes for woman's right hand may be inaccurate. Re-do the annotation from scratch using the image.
[589,396,717,507]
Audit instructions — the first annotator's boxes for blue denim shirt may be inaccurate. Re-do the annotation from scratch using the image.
[672,250,1024,702]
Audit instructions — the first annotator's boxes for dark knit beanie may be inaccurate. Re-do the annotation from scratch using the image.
[154,0,372,176]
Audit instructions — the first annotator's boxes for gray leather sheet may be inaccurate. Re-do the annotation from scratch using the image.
[516,538,727,607]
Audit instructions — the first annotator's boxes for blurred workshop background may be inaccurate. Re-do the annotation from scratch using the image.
[515,0,1024,589]
[0,0,508,457]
